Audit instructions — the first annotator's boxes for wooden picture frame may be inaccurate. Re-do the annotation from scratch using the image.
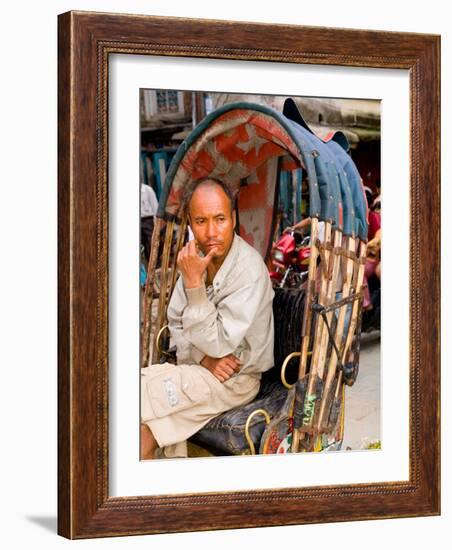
[58,11,440,538]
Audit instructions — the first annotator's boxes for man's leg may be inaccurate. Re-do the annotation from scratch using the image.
[140,423,159,459]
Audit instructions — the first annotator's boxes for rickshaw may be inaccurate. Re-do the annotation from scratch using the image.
[141,98,368,456]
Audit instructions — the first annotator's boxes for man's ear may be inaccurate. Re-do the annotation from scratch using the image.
[232,209,236,230]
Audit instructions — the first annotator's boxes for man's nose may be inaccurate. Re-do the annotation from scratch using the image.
[205,219,217,238]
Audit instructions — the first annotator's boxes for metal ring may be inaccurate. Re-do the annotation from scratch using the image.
[244,409,271,455]
[280,351,301,389]
[156,324,171,358]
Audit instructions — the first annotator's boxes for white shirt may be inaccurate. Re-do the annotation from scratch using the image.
[167,234,275,375]
[141,184,158,217]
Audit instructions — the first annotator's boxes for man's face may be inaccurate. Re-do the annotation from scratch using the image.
[188,182,236,264]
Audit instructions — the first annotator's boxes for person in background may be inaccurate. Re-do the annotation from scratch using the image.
[363,187,381,308]
[141,182,159,263]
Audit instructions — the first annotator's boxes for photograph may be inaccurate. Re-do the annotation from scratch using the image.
[139,89,382,460]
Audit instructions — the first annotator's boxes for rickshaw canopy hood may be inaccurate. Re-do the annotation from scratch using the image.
[157,101,368,241]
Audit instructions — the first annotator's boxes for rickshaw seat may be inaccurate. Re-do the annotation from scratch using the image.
[190,287,305,455]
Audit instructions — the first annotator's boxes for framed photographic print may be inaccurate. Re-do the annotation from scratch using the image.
[137,88,382,463]
[58,11,440,538]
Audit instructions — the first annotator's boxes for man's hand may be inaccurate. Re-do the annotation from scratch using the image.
[200,354,242,383]
[177,240,217,289]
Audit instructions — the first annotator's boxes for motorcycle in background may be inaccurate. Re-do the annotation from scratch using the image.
[270,229,381,331]
[269,231,311,288]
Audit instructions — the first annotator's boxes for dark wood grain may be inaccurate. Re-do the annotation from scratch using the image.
[57,10,71,539]
[58,10,440,539]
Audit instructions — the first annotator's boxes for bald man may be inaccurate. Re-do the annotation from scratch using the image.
[141,178,274,459]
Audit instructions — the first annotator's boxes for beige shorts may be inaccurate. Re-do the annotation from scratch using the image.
[141,362,260,457]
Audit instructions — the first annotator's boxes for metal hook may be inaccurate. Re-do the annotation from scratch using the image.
[245,409,271,455]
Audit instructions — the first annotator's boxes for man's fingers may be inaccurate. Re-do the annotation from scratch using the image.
[216,370,230,382]
[203,247,218,263]
[188,240,197,254]
[218,363,235,376]
[220,358,235,370]
[179,244,189,260]
[214,371,225,383]
[204,356,243,383]
[217,355,241,373]
[228,358,242,372]
[176,249,183,267]
[226,355,242,369]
